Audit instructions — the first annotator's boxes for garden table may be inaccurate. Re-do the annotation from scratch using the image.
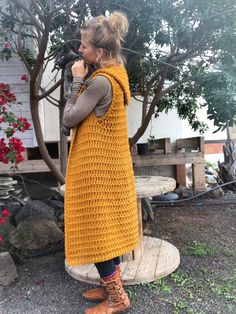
[61,176,180,285]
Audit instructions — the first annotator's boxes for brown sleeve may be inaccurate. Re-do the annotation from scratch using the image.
[63,76,112,128]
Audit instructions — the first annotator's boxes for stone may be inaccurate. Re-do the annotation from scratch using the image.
[207,186,224,198]
[143,225,153,236]
[43,199,64,210]
[58,213,64,221]
[175,186,194,198]
[0,252,18,286]
[15,200,56,225]
[58,185,65,197]
[50,187,65,202]
[9,219,64,250]
[205,174,218,185]
[142,197,154,221]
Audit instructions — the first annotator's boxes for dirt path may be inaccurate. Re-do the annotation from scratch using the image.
[1,192,236,314]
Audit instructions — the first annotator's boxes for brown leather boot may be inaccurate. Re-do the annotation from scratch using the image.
[82,265,121,302]
[84,271,130,314]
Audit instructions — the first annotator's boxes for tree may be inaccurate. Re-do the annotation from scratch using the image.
[0,0,88,183]
[119,0,236,145]
[1,0,236,182]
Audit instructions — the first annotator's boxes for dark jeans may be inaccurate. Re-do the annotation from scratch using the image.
[95,256,120,278]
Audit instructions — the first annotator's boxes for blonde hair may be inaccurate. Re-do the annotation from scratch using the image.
[80,11,129,65]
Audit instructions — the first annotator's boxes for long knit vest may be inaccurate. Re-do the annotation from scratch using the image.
[64,65,139,266]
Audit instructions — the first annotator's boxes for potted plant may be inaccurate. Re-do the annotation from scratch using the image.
[147,135,156,151]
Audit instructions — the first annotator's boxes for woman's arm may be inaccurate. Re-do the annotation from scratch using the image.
[63,76,111,128]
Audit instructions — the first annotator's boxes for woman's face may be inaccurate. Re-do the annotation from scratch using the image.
[79,32,99,65]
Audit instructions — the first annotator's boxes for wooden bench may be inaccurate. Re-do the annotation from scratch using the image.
[1,137,206,191]
[132,136,205,191]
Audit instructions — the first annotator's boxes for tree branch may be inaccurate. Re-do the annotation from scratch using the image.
[10,28,38,39]
[0,7,34,27]
[31,18,52,82]
[160,77,193,97]
[45,95,59,107]
[9,0,44,33]
[36,0,48,14]
[31,0,45,21]
[17,21,32,73]
[130,68,169,146]
[37,77,64,100]
[132,95,144,103]
[40,87,60,103]
[49,0,74,16]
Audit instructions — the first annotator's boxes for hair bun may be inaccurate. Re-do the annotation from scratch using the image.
[107,11,129,42]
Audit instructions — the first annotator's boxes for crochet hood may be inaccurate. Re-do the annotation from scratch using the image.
[91,65,131,105]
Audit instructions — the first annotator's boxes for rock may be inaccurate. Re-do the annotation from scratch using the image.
[0,252,18,286]
[43,199,64,210]
[207,186,224,198]
[205,174,218,185]
[9,219,64,250]
[142,197,154,221]
[15,200,56,225]
[50,187,65,202]
[143,225,153,236]
[0,249,24,265]
[58,213,64,221]
[58,185,65,198]
[9,251,24,265]
[175,187,194,198]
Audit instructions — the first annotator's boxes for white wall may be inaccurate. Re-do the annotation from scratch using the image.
[126,96,227,164]
[126,96,227,143]
[40,58,61,142]
[41,64,228,152]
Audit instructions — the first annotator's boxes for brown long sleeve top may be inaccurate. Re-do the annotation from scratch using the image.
[63,76,112,128]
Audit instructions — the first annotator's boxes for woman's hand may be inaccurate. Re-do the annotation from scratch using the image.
[72,60,89,79]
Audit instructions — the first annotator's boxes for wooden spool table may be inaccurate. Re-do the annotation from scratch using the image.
[61,176,180,286]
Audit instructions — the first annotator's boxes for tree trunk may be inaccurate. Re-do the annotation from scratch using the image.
[129,69,168,147]
[59,70,68,178]
[30,82,65,184]
[218,139,236,185]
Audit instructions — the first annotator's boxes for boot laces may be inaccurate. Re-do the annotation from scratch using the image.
[106,279,123,304]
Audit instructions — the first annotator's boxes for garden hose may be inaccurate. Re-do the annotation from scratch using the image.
[150,179,236,204]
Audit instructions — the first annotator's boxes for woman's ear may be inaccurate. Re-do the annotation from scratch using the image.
[96,48,104,62]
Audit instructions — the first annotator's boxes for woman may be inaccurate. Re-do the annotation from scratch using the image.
[63,11,139,314]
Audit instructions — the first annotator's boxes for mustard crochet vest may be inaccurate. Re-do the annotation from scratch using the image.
[64,65,139,266]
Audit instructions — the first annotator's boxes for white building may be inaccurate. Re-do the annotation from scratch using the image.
[0,55,229,166]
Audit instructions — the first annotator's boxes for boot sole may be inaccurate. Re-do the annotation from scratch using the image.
[117,305,131,313]
[82,296,106,303]
[121,307,131,313]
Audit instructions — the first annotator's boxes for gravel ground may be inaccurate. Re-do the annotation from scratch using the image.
[1,190,236,314]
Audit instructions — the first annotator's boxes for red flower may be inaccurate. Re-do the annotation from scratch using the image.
[0,82,30,165]
[0,217,6,225]
[3,42,11,49]
[2,209,9,217]
[21,74,28,81]
[0,234,4,241]
[16,154,24,163]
